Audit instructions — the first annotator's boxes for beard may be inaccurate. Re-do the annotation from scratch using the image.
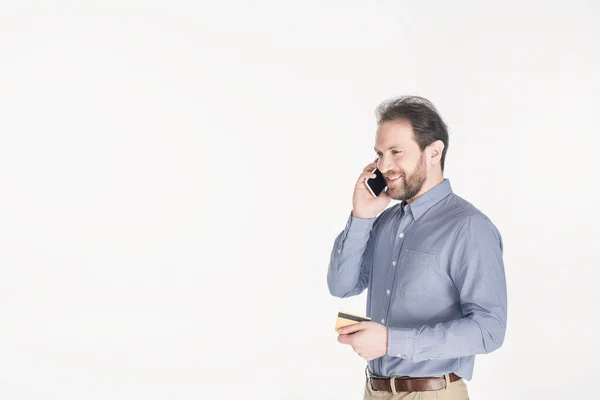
[385,153,427,201]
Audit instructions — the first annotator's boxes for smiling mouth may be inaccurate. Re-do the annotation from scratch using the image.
[386,175,403,184]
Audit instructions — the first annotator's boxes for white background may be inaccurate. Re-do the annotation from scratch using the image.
[0,1,599,399]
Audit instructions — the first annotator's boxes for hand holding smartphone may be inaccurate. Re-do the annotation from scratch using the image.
[352,162,391,220]
[365,168,388,197]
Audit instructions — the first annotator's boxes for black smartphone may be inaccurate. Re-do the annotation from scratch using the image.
[366,168,387,197]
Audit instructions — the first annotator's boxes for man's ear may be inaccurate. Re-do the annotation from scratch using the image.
[428,140,444,166]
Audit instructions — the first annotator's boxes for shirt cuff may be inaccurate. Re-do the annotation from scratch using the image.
[344,212,376,237]
[387,327,417,359]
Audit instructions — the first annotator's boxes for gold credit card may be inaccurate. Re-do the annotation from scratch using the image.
[335,311,371,330]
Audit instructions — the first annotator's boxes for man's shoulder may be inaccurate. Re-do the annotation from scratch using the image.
[441,193,496,228]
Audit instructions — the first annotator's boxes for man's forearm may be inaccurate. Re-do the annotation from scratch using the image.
[387,311,506,361]
[327,214,375,298]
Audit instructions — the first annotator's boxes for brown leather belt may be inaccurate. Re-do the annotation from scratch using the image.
[370,373,461,392]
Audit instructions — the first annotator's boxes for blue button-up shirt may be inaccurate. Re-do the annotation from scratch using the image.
[327,179,507,380]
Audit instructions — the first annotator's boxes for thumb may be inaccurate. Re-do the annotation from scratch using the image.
[337,322,367,335]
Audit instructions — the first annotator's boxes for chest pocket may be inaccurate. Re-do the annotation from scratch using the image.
[397,249,435,296]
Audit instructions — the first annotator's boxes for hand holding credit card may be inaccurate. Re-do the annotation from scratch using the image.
[335,311,371,331]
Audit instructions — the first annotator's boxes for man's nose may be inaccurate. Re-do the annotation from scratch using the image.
[377,156,393,174]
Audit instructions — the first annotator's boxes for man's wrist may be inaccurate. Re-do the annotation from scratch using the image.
[387,327,416,359]
[344,212,376,237]
[352,210,375,219]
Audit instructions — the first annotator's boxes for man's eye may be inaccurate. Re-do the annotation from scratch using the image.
[392,150,402,155]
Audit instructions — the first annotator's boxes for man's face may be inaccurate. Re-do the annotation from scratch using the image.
[374,120,428,201]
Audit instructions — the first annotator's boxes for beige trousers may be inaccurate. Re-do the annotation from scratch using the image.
[363,375,469,400]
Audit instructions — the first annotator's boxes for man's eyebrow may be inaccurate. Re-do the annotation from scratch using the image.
[374,146,403,152]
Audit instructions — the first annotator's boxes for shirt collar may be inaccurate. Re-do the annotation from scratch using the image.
[401,179,453,221]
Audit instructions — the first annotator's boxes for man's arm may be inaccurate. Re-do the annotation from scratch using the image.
[327,213,377,298]
[328,159,392,298]
[387,214,508,361]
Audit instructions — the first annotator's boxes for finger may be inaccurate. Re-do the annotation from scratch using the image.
[363,162,377,172]
[337,334,353,345]
[358,171,377,183]
[337,321,366,335]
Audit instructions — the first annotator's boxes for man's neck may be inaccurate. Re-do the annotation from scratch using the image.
[406,173,445,204]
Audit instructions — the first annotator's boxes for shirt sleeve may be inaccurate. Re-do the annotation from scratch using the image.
[327,212,377,298]
[387,214,508,361]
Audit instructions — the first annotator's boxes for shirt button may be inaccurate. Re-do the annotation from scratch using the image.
[392,261,396,266]
[399,233,404,238]
[337,249,341,253]
[381,319,385,324]
[386,290,391,295]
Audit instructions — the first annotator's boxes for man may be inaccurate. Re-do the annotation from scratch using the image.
[327,96,507,399]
